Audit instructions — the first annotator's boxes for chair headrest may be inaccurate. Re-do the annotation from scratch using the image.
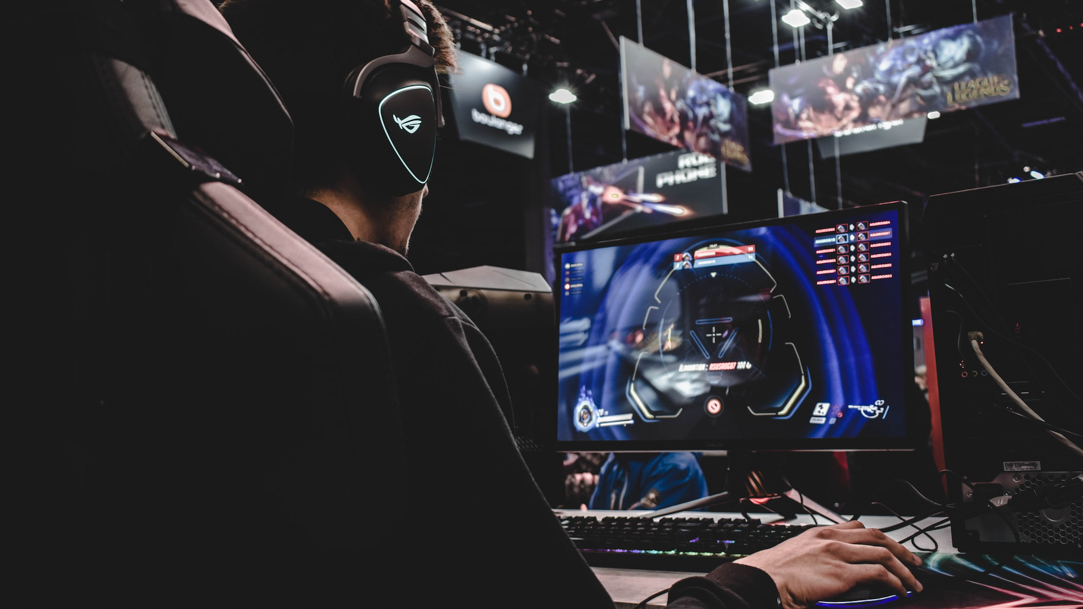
[150,0,294,197]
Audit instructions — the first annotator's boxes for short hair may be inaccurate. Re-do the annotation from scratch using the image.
[220,0,456,193]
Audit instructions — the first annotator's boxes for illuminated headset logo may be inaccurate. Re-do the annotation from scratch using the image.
[394,114,422,134]
[482,83,512,118]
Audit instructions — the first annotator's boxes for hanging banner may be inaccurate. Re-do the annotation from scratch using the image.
[448,51,543,158]
[815,116,928,157]
[621,37,751,172]
[551,149,726,246]
[770,15,1018,145]
[778,190,830,217]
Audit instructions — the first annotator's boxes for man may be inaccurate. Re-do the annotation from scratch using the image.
[220,1,923,607]
[589,452,708,511]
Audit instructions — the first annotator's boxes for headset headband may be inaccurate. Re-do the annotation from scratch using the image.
[343,0,443,128]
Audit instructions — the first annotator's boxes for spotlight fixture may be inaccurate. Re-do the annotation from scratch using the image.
[835,0,863,9]
[927,111,941,119]
[549,88,577,104]
[1030,170,1045,180]
[781,9,811,27]
[749,89,775,105]
[1007,177,1021,183]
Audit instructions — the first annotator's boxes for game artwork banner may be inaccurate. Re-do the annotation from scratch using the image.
[621,37,752,172]
[770,15,1018,144]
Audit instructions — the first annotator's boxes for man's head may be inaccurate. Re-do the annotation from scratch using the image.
[220,0,456,197]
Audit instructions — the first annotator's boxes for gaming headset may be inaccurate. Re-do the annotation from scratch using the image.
[342,0,443,196]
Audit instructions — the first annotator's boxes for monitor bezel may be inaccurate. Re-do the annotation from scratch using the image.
[552,201,921,453]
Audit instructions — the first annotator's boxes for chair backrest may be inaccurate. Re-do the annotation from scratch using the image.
[21,0,405,601]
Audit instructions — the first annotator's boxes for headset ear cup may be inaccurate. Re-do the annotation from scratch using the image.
[348,65,438,196]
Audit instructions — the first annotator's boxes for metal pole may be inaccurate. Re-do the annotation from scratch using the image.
[971,0,977,23]
[721,0,733,215]
[773,0,790,195]
[618,51,628,162]
[687,0,697,72]
[566,104,573,174]
[636,0,644,43]
[829,20,841,209]
[885,0,892,39]
[723,0,734,88]
[799,14,815,205]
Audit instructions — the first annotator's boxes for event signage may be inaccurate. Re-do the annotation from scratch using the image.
[777,190,829,218]
[770,15,1018,145]
[448,51,542,158]
[621,37,751,172]
[551,149,727,245]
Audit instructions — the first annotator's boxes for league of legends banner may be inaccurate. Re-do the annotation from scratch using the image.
[770,15,1018,145]
[621,37,751,172]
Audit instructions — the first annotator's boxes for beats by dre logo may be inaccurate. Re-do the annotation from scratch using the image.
[482,83,512,118]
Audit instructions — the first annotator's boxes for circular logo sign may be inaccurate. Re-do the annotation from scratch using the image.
[482,83,512,118]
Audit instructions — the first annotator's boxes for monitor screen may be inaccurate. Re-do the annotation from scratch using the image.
[555,202,917,451]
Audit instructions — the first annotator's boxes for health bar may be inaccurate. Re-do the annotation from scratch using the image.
[695,253,756,268]
[694,245,755,260]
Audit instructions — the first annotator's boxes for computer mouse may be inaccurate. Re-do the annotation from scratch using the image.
[815,555,937,606]
[814,585,912,607]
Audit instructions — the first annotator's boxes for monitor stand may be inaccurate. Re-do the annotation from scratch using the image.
[649,451,846,524]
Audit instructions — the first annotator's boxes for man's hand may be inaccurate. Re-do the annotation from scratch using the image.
[733,520,923,609]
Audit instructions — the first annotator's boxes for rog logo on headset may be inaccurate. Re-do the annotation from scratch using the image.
[394,114,422,133]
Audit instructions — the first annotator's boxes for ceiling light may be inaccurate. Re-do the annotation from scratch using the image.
[836,0,863,9]
[749,89,775,105]
[781,9,811,27]
[549,88,577,104]
[1030,170,1045,180]
[926,111,941,119]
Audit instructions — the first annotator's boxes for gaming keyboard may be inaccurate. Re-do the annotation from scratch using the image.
[559,513,816,572]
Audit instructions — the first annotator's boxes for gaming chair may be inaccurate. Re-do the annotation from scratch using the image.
[20,0,405,602]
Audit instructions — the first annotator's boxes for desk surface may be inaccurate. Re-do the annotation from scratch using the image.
[559,511,1082,608]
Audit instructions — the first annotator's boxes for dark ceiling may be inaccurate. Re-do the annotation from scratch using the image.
[434,0,1082,206]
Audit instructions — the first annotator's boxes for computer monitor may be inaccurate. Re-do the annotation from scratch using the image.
[555,201,921,452]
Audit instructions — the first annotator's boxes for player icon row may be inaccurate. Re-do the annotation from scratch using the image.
[835,231,870,244]
[838,264,872,275]
[836,221,869,233]
[838,274,871,286]
[837,242,871,253]
[836,253,871,264]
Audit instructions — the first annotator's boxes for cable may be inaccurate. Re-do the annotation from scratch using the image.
[796,489,820,527]
[632,588,670,609]
[984,402,1083,440]
[647,491,733,519]
[896,515,949,552]
[942,255,1083,406]
[942,290,1083,438]
[872,501,940,552]
[970,333,1083,459]
[877,508,944,534]
[848,478,948,523]
[948,282,1083,439]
